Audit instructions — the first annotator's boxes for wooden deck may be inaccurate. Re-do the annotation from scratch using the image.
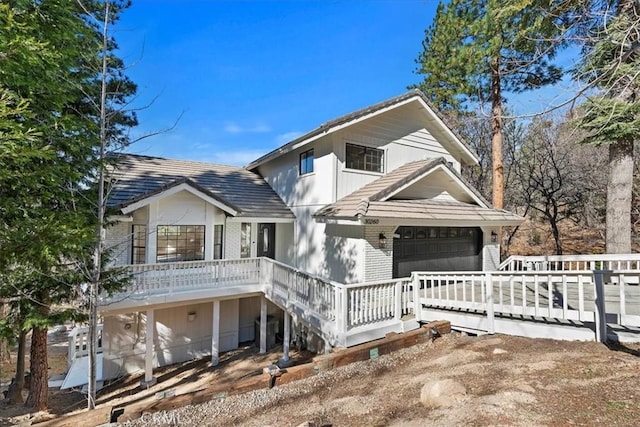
[415,255,640,342]
[96,254,640,356]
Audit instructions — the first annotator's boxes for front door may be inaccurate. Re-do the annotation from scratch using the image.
[257,223,276,259]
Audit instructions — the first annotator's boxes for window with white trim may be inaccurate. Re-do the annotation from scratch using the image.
[213,224,224,260]
[345,143,384,173]
[132,224,147,264]
[156,225,205,262]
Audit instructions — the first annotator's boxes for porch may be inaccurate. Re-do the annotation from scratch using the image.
[87,253,640,388]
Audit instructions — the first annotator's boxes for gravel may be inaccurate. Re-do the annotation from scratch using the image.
[120,340,436,427]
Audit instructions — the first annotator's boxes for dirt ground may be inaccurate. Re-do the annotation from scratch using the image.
[0,331,312,425]
[222,333,640,427]
[3,331,640,426]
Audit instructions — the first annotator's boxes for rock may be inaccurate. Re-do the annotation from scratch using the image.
[493,348,507,355]
[420,379,466,408]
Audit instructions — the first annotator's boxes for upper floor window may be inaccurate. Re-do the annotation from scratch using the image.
[132,224,147,264]
[157,225,205,263]
[345,143,384,173]
[299,148,314,175]
[213,224,224,260]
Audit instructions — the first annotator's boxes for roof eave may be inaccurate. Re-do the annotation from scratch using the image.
[246,90,480,170]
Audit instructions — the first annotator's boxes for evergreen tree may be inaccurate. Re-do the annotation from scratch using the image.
[573,0,639,253]
[0,0,136,410]
[414,0,580,213]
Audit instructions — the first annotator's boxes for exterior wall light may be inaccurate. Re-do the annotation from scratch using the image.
[491,231,498,243]
[187,311,197,322]
[379,233,387,249]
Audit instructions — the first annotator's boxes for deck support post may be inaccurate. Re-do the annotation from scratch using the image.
[141,309,156,387]
[260,296,267,353]
[280,311,290,364]
[211,300,220,366]
[593,270,611,343]
[484,273,495,334]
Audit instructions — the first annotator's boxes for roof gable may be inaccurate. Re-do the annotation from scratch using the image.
[313,158,523,226]
[120,179,239,216]
[246,90,480,170]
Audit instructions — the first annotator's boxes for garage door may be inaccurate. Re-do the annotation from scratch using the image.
[392,227,482,278]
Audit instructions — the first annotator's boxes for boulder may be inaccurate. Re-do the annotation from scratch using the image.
[420,379,466,408]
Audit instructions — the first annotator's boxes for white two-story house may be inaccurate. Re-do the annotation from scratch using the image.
[87,90,522,388]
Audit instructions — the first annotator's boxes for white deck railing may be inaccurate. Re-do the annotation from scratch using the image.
[95,253,640,351]
[414,269,640,341]
[261,259,414,339]
[101,257,415,347]
[500,254,640,272]
[343,278,413,327]
[67,324,103,368]
[109,258,261,297]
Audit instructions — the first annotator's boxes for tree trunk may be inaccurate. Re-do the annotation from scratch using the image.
[25,295,49,410]
[490,65,504,211]
[6,329,27,404]
[549,216,563,255]
[0,300,10,363]
[606,140,634,254]
[25,325,48,410]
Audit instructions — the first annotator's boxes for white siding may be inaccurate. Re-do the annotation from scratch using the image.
[155,302,217,366]
[255,101,475,283]
[225,221,242,259]
[105,221,131,267]
[363,225,396,282]
[258,136,337,208]
[102,313,145,380]
[102,296,275,380]
[335,119,459,199]
[392,169,476,203]
[123,191,229,265]
[275,222,295,265]
[481,227,500,271]
[321,223,365,284]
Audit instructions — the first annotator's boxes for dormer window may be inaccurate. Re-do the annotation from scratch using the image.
[299,148,314,175]
[346,143,384,173]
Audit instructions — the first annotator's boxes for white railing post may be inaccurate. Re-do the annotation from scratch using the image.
[169,263,176,293]
[335,285,348,344]
[394,280,402,320]
[412,273,421,322]
[592,270,610,343]
[67,328,76,368]
[484,272,495,334]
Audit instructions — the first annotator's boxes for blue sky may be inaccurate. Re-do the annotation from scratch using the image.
[115,1,578,166]
[115,0,438,165]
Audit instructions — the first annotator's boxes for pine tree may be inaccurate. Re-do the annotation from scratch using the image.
[0,0,136,410]
[573,0,640,253]
[414,0,579,212]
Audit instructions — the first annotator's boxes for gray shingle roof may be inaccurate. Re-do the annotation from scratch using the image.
[108,154,294,219]
[314,158,523,225]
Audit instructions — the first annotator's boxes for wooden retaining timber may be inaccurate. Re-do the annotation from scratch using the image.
[34,320,449,427]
